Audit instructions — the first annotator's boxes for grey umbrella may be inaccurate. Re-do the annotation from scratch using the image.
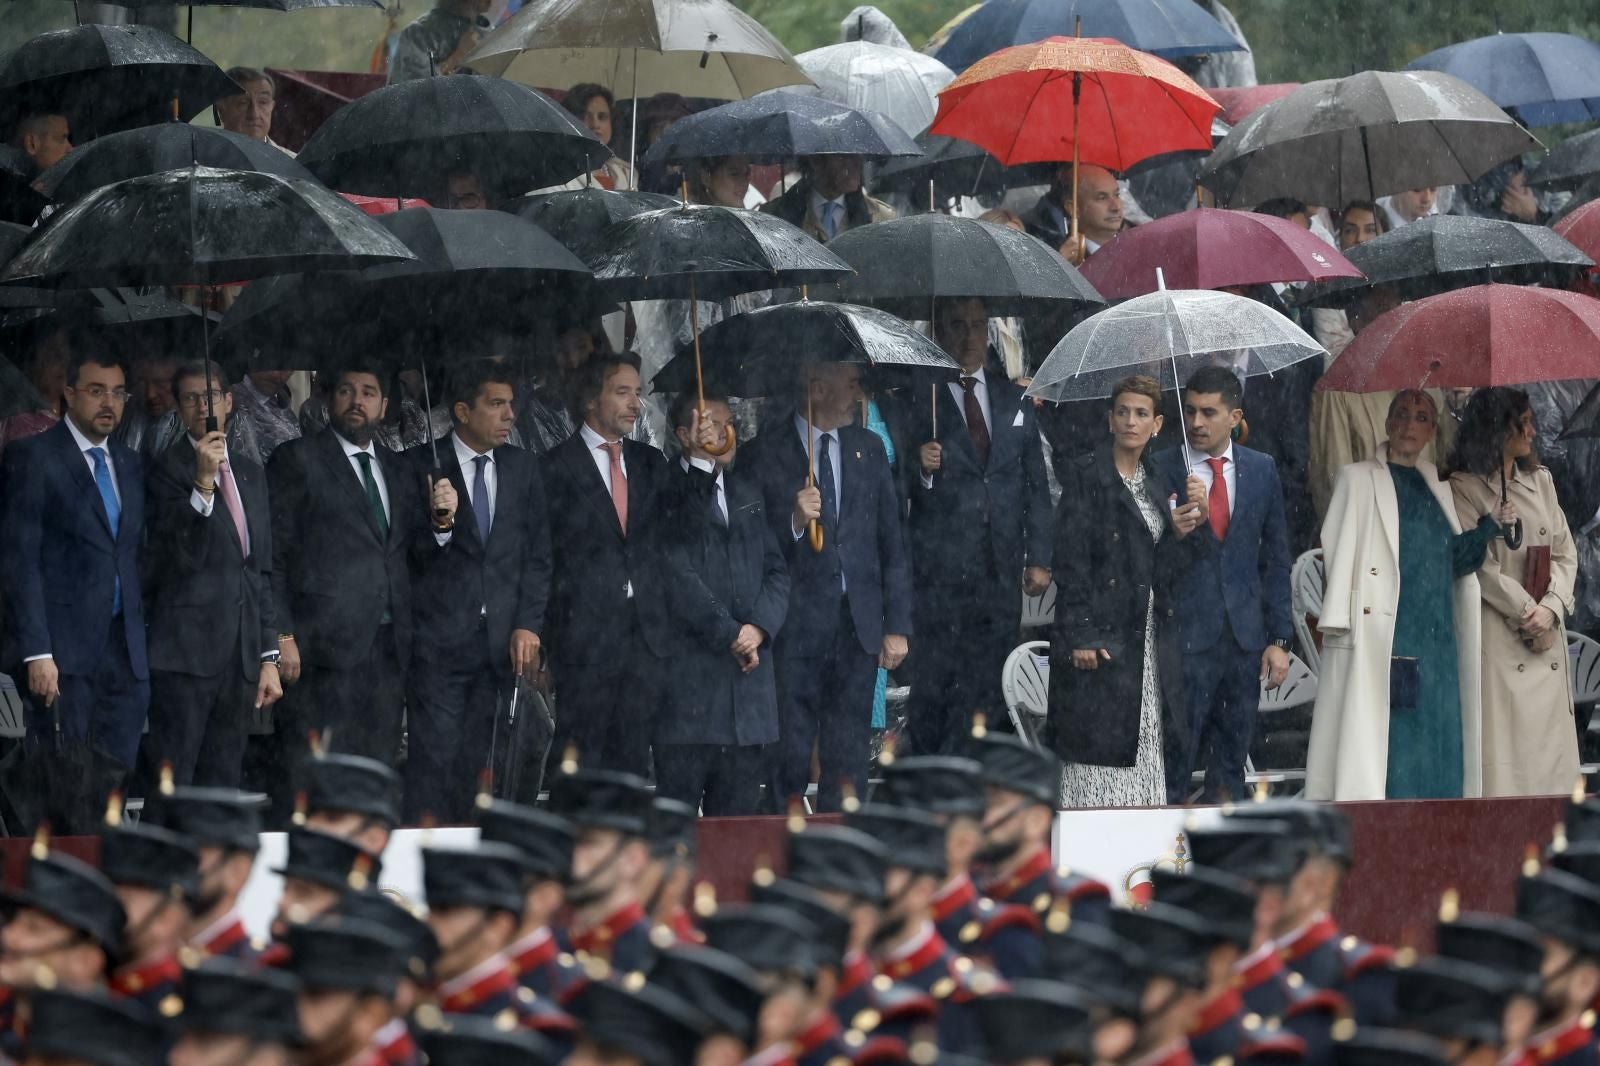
[1295,215,1593,310]
[1531,127,1600,191]
[1198,70,1541,207]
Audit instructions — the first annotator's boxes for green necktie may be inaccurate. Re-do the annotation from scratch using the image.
[355,452,389,540]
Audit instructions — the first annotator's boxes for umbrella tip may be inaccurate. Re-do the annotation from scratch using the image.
[1155,266,1166,291]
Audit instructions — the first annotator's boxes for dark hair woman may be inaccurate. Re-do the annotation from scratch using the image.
[1048,375,1205,807]
[1447,387,1579,797]
[562,83,635,191]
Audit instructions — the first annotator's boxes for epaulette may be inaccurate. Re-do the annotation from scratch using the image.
[1283,988,1348,1020]
[978,902,1040,940]
[1237,1030,1308,1064]
[849,1035,911,1066]
[868,980,939,1024]
[1057,872,1111,902]
[1339,942,1395,982]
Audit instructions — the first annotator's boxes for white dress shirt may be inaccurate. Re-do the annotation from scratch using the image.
[334,431,390,522]
[66,416,120,508]
[580,423,627,493]
[1188,441,1237,519]
[948,366,993,432]
[793,413,843,538]
[453,431,497,520]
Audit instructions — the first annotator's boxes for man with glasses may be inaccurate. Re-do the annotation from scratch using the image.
[0,335,149,833]
[143,360,281,788]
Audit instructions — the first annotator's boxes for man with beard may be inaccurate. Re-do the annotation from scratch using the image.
[699,904,826,1063]
[745,874,862,1066]
[1434,908,1544,1066]
[156,786,264,961]
[333,890,436,1066]
[477,798,580,1001]
[1514,867,1600,1065]
[966,725,1110,925]
[269,359,452,766]
[267,827,380,945]
[100,815,200,1016]
[1390,957,1512,1066]
[283,919,408,1066]
[1104,903,1219,1066]
[547,766,658,972]
[638,799,700,943]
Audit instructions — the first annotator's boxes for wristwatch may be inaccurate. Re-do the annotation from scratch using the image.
[1271,638,1293,651]
[261,650,282,666]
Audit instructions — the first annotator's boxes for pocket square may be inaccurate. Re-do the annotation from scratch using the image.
[1012,410,1025,428]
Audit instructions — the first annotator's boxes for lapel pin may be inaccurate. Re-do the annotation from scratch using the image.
[855,451,861,460]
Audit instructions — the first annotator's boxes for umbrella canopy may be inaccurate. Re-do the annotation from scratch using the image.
[0,164,415,289]
[1,287,219,359]
[1207,83,1298,125]
[642,92,921,166]
[1405,32,1600,128]
[797,41,955,137]
[94,0,380,8]
[1559,380,1600,440]
[1078,207,1362,298]
[1295,215,1593,309]
[871,132,1042,203]
[652,299,957,395]
[296,74,610,201]
[464,0,811,101]
[1530,127,1600,191]
[0,25,239,139]
[0,146,48,226]
[822,213,1102,317]
[1555,199,1600,269]
[1316,284,1600,392]
[513,187,679,253]
[584,202,853,301]
[1025,287,1325,402]
[1198,70,1541,208]
[38,124,315,205]
[927,0,1243,75]
[929,36,1219,169]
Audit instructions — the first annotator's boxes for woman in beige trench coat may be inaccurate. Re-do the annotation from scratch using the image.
[1448,388,1580,798]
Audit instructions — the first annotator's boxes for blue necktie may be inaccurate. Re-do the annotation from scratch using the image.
[821,201,842,239]
[472,454,492,544]
[818,432,838,527]
[89,447,122,616]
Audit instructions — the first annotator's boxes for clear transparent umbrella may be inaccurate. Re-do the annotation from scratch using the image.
[796,40,955,137]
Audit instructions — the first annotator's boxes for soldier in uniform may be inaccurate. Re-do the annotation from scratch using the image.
[1513,867,1600,1066]
[299,751,402,857]
[1041,919,1146,1059]
[547,768,658,973]
[335,889,438,1066]
[156,785,266,961]
[419,840,576,1049]
[564,974,710,1066]
[268,827,380,941]
[477,798,580,1002]
[18,987,164,1066]
[169,957,303,1066]
[746,874,866,1066]
[966,727,1111,925]
[282,918,410,1066]
[1331,1029,1451,1066]
[1434,906,1544,1061]
[783,822,891,1029]
[639,798,700,945]
[1390,956,1513,1066]
[414,1014,560,1066]
[970,979,1099,1065]
[1107,902,1220,1066]
[99,815,199,1016]
[648,941,766,1065]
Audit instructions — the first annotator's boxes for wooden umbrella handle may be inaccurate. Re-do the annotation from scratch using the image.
[689,275,734,457]
[806,390,824,554]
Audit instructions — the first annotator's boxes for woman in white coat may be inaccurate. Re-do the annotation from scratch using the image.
[1307,391,1514,800]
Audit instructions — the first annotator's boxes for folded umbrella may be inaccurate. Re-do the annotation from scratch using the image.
[928,0,1243,75]
[297,73,611,201]
[1078,207,1362,299]
[642,92,922,166]
[1296,215,1592,310]
[0,25,239,140]
[1530,127,1600,191]
[1315,284,1600,393]
[513,187,679,254]
[1405,32,1600,128]
[797,41,955,138]
[1199,70,1541,208]
[38,124,315,205]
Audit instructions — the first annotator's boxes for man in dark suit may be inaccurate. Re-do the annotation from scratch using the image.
[269,357,453,766]
[405,361,552,822]
[1155,366,1294,803]
[906,297,1053,755]
[1021,164,1128,265]
[742,360,913,811]
[143,361,281,788]
[655,393,789,816]
[541,351,670,775]
[761,155,895,242]
[0,337,149,827]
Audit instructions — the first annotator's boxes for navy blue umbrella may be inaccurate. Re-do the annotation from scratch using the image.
[1406,32,1600,127]
[929,0,1243,76]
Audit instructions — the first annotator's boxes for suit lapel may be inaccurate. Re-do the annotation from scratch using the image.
[317,430,383,543]
[624,440,652,532]
[50,423,112,540]
[234,455,269,559]
[983,374,1016,471]
[563,435,625,540]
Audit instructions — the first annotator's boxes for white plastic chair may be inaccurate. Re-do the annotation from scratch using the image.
[1258,650,1318,712]
[1572,633,1600,710]
[1290,549,1325,675]
[0,674,24,739]
[1020,584,1057,629]
[1001,640,1050,751]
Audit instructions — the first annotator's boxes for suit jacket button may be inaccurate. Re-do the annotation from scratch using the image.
[1540,527,1548,536]
[1362,607,1371,615]
[1167,608,1175,618]
[1111,532,1120,541]
[1517,664,1526,673]
[1107,578,1116,587]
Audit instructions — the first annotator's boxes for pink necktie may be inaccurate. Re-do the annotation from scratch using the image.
[602,441,628,535]
[218,459,250,556]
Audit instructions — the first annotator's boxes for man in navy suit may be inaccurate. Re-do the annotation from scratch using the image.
[406,361,552,822]
[0,337,149,827]
[905,297,1053,755]
[1156,365,1294,803]
[655,393,789,816]
[742,361,913,811]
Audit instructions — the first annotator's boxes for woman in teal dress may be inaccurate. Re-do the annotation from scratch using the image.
[1307,390,1515,801]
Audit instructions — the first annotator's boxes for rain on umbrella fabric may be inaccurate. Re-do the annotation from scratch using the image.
[641,92,922,165]
[1531,127,1600,191]
[513,188,679,253]
[1405,32,1600,127]
[38,125,316,206]
[797,40,956,137]
[928,0,1244,74]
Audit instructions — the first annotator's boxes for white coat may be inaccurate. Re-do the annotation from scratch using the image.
[1305,449,1484,800]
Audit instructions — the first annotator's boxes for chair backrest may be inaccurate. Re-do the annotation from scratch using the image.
[1021,583,1057,628]
[1259,650,1318,712]
[1571,634,1600,703]
[0,674,24,740]
[1290,549,1325,674]
[1001,640,1050,751]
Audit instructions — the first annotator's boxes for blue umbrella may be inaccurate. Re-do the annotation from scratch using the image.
[1406,32,1600,127]
[928,0,1243,76]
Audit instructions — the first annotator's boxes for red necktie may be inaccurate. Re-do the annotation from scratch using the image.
[961,377,990,465]
[601,441,628,535]
[1206,456,1230,541]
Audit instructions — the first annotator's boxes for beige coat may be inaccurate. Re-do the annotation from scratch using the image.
[1306,450,1484,800]
[1451,467,1579,797]
[1309,389,1457,522]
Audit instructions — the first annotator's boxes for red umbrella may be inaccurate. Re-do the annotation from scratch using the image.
[1208,82,1299,125]
[1316,283,1600,392]
[1078,207,1362,298]
[1555,199,1600,274]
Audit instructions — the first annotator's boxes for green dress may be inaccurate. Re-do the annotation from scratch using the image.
[1386,464,1499,799]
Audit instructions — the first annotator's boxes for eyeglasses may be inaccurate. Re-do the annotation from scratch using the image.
[74,385,130,402]
[178,390,228,409]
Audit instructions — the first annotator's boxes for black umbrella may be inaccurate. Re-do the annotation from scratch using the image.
[38,124,315,205]
[872,132,1056,207]
[641,91,922,166]
[821,213,1104,318]
[1530,127,1600,191]
[0,25,240,140]
[1294,215,1592,310]
[512,187,678,253]
[0,146,49,225]
[1,288,219,359]
[1560,380,1600,441]
[297,73,611,201]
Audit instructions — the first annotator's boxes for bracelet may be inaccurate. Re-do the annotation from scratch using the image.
[277,634,294,644]
[433,521,455,533]
[194,481,215,494]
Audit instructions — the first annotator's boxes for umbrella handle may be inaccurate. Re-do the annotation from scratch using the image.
[806,390,824,554]
[689,276,735,457]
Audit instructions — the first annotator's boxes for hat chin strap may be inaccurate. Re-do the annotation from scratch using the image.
[123,888,185,958]
[435,911,495,977]
[0,928,95,967]
[566,839,626,911]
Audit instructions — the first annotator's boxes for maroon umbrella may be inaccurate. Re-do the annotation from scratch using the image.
[1077,207,1362,299]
